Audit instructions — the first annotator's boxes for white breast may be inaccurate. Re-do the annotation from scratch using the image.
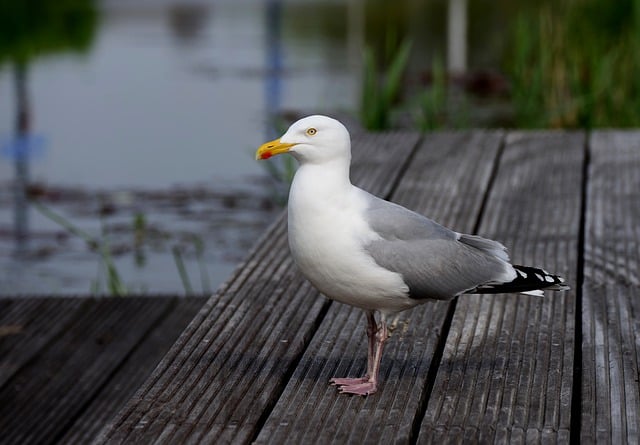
[287,167,412,314]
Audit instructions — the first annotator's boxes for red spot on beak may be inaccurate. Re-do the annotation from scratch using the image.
[261,152,273,160]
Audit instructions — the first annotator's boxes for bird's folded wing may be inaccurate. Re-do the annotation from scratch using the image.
[362,192,514,300]
[364,237,511,300]
[361,191,457,243]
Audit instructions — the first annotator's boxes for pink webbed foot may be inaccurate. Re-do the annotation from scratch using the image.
[330,377,377,396]
[336,381,377,396]
[329,377,369,386]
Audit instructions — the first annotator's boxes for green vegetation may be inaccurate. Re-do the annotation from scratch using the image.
[506,0,640,128]
[360,39,412,131]
[1,0,98,150]
[172,245,193,295]
[32,201,211,296]
[0,0,97,66]
[415,55,448,131]
[355,1,640,131]
[32,201,128,296]
[172,235,211,295]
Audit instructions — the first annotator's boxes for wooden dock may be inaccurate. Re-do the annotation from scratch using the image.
[0,296,206,444]
[2,130,639,443]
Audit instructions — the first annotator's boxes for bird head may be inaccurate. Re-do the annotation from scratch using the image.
[256,115,351,164]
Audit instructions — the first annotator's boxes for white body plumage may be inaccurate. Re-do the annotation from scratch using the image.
[287,162,414,315]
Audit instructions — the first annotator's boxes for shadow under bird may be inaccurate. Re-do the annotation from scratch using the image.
[256,115,569,396]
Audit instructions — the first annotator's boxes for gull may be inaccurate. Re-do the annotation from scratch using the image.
[256,115,568,396]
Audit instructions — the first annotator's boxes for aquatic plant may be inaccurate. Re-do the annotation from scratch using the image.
[33,201,212,296]
[415,55,447,131]
[192,235,211,293]
[413,54,473,131]
[133,212,147,267]
[172,234,211,295]
[360,39,412,131]
[506,0,640,128]
[32,201,128,296]
[96,225,127,296]
[172,245,192,295]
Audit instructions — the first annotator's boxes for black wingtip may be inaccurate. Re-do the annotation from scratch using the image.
[472,265,569,295]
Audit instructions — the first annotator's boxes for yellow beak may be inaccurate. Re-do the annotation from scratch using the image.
[255,138,295,160]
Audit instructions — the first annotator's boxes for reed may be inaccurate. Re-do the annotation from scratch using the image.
[32,201,212,296]
[360,39,412,131]
[172,245,193,295]
[507,0,640,128]
[32,201,127,296]
[415,55,447,131]
[172,234,211,295]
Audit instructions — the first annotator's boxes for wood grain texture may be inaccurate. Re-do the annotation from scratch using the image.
[420,131,585,443]
[256,131,504,444]
[582,131,640,443]
[0,298,84,387]
[60,297,206,444]
[0,297,205,445]
[94,132,422,444]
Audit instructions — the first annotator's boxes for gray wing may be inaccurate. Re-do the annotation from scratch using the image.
[361,192,513,300]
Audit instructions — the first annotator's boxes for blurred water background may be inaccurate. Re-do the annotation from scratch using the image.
[1,0,638,295]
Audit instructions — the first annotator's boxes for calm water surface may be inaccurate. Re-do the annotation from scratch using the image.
[1,0,519,295]
[0,0,358,295]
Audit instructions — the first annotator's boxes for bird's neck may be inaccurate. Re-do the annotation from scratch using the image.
[290,159,353,204]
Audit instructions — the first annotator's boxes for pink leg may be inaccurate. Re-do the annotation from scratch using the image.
[330,312,389,396]
[329,311,377,387]
[365,310,377,378]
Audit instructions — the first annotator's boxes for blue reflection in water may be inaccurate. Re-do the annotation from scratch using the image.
[1,134,47,160]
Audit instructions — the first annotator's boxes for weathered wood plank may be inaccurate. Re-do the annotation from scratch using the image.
[60,297,206,444]
[94,131,422,444]
[255,131,505,444]
[0,297,204,444]
[582,131,640,443]
[0,297,84,387]
[0,298,168,444]
[420,131,584,443]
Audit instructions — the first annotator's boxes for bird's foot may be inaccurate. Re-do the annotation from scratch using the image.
[337,381,377,396]
[330,377,377,396]
[329,376,369,386]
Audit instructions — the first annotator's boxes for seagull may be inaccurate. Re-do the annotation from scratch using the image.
[256,115,568,396]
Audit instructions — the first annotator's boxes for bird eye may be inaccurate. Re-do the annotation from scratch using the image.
[306,127,317,136]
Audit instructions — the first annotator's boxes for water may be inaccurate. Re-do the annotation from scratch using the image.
[0,0,358,295]
[1,0,360,188]
[0,0,524,295]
